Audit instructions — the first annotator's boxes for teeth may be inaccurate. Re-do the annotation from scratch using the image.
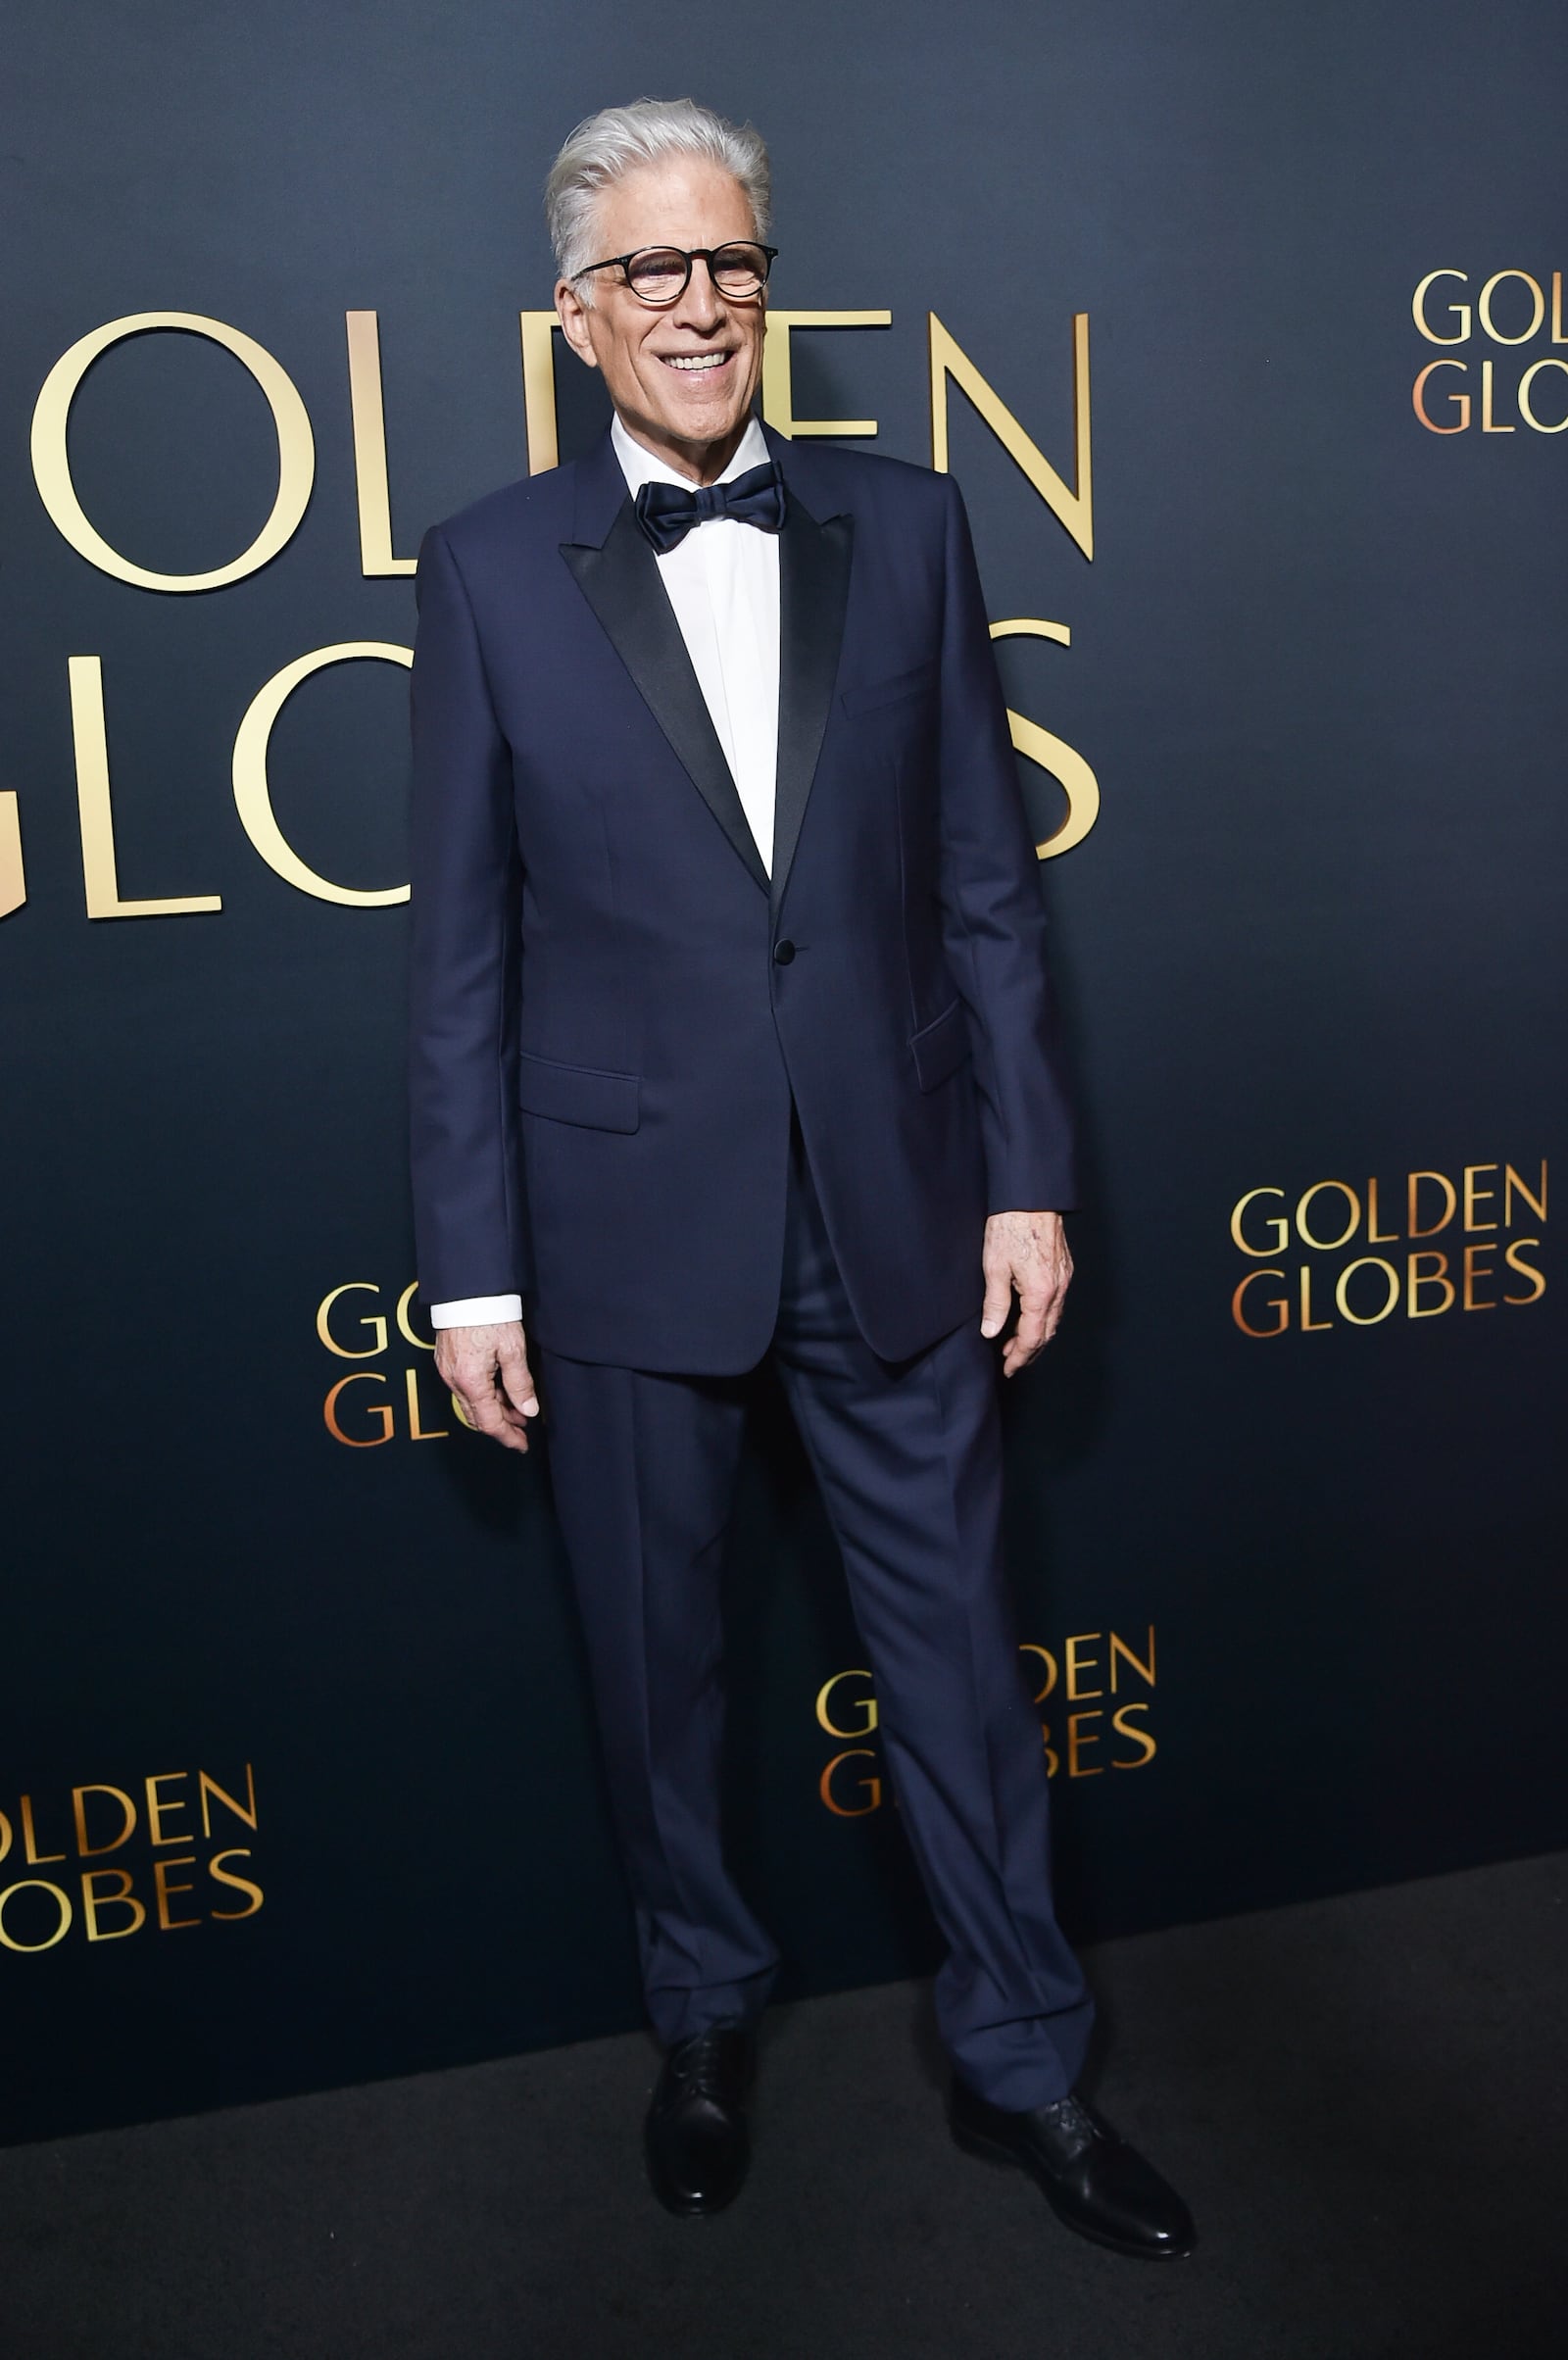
[663,354,730,370]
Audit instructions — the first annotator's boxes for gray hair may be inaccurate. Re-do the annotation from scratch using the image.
[545,98,771,296]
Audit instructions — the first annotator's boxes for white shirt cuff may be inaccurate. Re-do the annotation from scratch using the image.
[427,1294,523,1328]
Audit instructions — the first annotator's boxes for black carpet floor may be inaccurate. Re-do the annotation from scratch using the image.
[2,1852,1563,2360]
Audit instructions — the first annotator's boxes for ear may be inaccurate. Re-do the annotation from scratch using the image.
[555,279,599,370]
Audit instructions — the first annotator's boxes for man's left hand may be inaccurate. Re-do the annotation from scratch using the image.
[980,1210,1073,1377]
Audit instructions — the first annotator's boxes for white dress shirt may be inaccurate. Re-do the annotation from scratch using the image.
[429,413,782,1332]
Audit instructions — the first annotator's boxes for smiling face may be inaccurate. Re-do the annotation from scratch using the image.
[555,155,767,485]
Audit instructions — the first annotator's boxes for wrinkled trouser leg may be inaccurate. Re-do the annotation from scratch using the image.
[539,1119,1092,2101]
[538,1345,778,2044]
[769,1126,1093,2107]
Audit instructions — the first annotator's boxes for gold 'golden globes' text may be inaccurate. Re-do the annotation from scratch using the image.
[316,1278,474,1444]
[1230,1158,1545,1337]
[0,1764,262,1955]
[1411,270,1568,433]
[815,1627,1156,1815]
[3,304,1103,926]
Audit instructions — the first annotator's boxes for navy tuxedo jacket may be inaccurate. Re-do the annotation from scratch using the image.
[408,421,1078,1372]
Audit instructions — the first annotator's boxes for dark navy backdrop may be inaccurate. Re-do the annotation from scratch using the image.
[3,0,1563,2141]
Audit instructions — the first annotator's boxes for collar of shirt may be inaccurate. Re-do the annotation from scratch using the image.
[610,412,772,506]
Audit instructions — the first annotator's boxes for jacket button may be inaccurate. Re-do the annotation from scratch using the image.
[772,939,796,965]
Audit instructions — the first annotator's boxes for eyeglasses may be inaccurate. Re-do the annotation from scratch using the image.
[572,241,778,306]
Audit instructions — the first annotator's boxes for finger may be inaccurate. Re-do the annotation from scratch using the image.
[1002,1334,1048,1377]
[458,1385,529,1453]
[1040,1271,1071,1343]
[996,1303,1048,1378]
[1012,1290,1051,1362]
[979,1260,1013,1340]
[497,1341,540,1419]
[486,1379,532,1435]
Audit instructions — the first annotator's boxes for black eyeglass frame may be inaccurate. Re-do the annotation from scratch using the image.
[571,242,779,305]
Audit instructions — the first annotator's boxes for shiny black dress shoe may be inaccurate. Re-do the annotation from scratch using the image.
[950,2078,1197,2259]
[644,2022,755,2217]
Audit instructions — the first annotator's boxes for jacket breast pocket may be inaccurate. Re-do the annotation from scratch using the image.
[840,660,939,718]
[516,1049,641,1133]
[908,998,972,1093]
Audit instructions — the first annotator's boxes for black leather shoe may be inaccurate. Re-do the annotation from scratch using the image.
[644,2022,755,2217]
[950,2079,1197,2259]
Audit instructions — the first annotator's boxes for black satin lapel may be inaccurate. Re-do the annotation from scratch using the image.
[772,506,854,912]
[561,502,769,895]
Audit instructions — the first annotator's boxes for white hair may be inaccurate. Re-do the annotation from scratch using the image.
[545,98,772,298]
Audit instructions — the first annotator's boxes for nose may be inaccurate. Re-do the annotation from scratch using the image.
[671,256,726,330]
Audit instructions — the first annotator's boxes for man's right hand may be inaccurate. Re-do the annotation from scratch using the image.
[434,1320,539,1453]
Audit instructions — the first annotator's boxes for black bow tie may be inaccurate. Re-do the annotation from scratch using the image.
[634,459,788,555]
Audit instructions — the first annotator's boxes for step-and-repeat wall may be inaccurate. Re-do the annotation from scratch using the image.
[4,0,1562,2140]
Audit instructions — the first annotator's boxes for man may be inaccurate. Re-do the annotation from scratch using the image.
[409,97,1194,2259]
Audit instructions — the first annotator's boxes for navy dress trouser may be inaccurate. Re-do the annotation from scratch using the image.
[536,1122,1094,2111]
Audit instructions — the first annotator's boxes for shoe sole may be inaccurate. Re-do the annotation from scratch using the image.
[950,2117,1196,2262]
[648,2183,742,2219]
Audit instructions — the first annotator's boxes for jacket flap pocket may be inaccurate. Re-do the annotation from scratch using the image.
[517,1050,640,1133]
[909,998,971,1093]
[840,661,939,716]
